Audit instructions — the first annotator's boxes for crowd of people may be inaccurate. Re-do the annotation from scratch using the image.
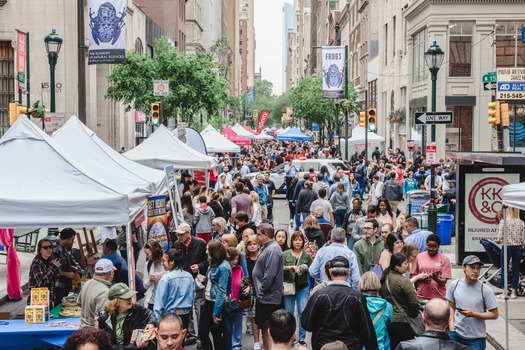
[29,140,517,350]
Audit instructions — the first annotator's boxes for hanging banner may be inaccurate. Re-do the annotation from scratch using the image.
[88,0,127,65]
[321,46,344,99]
[16,30,27,92]
[256,110,270,134]
[147,195,169,250]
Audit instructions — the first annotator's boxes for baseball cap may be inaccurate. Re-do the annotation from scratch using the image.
[108,282,137,300]
[462,255,484,266]
[94,258,116,274]
[329,256,350,269]
[175,222,191,234]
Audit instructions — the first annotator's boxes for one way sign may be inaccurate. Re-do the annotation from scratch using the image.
[484,82,496,91]
[414,112,453,125]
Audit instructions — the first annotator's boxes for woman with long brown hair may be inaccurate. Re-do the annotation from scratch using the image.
[29,238,61,307]
[142,239,165,310]
[199,240,232,350]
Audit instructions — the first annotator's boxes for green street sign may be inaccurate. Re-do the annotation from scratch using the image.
[483,71,497,83]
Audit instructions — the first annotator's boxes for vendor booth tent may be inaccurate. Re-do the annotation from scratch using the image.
[53,116,166,195]
[231,124,255,138]
[242,125,257,135]
[201,125,241,153]
[221,127,251,146]
[276,126,312,141]
[253,133,274,140]
[502,182,525,210]
[124,125,218,170]
[343,126,386,145]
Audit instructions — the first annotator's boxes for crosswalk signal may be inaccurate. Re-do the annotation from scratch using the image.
[488,101,500,125]
[501,103,510,127]
[151,102,161,125]
[359,111,366,127]
[368,108,377,131]
[9,102,28,126]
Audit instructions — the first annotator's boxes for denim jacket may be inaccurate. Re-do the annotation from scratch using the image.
[207,260,232,318]
[154,268,196,322]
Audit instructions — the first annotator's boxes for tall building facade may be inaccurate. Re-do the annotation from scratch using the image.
[286,0,311,91]
[240,0,255,93]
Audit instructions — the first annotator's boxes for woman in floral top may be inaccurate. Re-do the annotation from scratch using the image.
[496,206,525,299]
[29,238,61,306]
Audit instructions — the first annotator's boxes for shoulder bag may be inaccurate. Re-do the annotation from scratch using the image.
[386,276,424,335]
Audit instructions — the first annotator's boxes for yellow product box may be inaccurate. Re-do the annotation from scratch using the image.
[25,305,49,324]
[30,288,49,306]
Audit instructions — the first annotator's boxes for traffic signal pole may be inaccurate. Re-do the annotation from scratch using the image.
[364,89,368,163]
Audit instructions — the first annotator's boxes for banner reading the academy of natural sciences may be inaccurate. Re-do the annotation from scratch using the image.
[88,0,127,65]
[321,46,344,99]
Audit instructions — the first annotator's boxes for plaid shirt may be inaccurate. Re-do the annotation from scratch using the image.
[53,245,76,291]
[29,257,60,303]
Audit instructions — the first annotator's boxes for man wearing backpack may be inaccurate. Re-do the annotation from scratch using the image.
[446,255,498,350]
[382,171,404,215]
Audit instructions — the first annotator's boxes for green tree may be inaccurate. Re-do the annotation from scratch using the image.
[106,37,227,126]
[272,91,292,127]
[290,76,335,131]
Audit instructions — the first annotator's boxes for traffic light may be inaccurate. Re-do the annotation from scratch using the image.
[9,102,28,126]
[501,103,510,127]
[359,111,366,127]
[488,101,500,125]
[368,108,377,131]
[151,102,161,125]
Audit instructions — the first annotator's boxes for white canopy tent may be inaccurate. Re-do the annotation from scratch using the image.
[231,123,254,138]
[343,126,386,144]
[53,116,167,196]
[201,124,241,153]
[502,182,525,210]
[171,127,207,155]
[0,116,138,227]
[124,125,218,170]
[253,133,274,140]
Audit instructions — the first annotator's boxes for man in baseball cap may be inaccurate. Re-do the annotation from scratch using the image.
[446,255,498,349]
[78,258,115,329]
[108,282,137,300]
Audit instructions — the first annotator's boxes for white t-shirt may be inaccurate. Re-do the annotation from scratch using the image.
[446,278,497,339]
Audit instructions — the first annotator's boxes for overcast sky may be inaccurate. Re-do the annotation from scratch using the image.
[254,0,286,96]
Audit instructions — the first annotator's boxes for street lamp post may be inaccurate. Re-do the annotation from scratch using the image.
[424,40,444,235]
[44,28,62,113]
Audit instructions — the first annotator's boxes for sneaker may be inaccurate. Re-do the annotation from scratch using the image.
[253,342,262,350]
[290,219,293,226]
[298,339,307,346]
[246,325,253,335]
[184,336,197,346]
[196,340,203,350]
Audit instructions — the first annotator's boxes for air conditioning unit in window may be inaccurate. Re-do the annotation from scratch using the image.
[397,50,404,57]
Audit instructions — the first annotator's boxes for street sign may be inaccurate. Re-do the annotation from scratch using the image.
[496,68,525,100]
[426,142,437,164]
[153,80,169,96]
[484,82,496,91]
[414,112,453,125]
[482,72,497,83]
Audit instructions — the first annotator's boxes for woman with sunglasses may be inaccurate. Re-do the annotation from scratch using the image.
[29,239,61,307]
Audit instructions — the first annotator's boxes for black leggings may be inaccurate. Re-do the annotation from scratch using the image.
[198,300,225,350]
[388,322,415,350]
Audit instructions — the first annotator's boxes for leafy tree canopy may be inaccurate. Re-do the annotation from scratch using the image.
[106,37,227,126]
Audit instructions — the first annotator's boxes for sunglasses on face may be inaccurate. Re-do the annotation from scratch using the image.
[41,245,53,250]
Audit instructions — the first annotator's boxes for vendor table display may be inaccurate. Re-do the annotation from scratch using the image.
[0,318,80,349]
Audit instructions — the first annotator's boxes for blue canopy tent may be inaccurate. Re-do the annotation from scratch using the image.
[276,126,312,142]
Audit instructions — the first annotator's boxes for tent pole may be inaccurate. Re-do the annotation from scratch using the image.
[503,206,509,350]
[126,222,135,291]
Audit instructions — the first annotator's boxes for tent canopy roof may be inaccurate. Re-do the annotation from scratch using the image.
[276,126,312,141]
[201,125,241,153]
[221,127,251,146]
[124,125,217,170]
[0,117,133,227]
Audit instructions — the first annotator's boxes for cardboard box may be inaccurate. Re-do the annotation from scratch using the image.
[25,305,49,324]
[30,288,49,306]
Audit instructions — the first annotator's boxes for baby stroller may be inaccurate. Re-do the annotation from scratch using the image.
[479,238,525,295]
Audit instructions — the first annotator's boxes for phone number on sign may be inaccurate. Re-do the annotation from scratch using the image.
[497,92,525,99]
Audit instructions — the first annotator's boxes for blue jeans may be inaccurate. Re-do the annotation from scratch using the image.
[333,208,347,227]
[284,285,310,340]
[346,234,355,250]
[224,309,243,350]
[449,331,486,350]
[500,245,523,289]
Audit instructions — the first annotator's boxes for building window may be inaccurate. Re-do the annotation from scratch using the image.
[0,41,14,136]
[412,28,428,83]
[135,38,143,54]
[495,21,525,67]
[328,1,338,11]
[448,21,473,77]
[384,23,388,65]
[393,16,396,57]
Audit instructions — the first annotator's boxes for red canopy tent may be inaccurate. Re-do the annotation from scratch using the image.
[221,127,251,146]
